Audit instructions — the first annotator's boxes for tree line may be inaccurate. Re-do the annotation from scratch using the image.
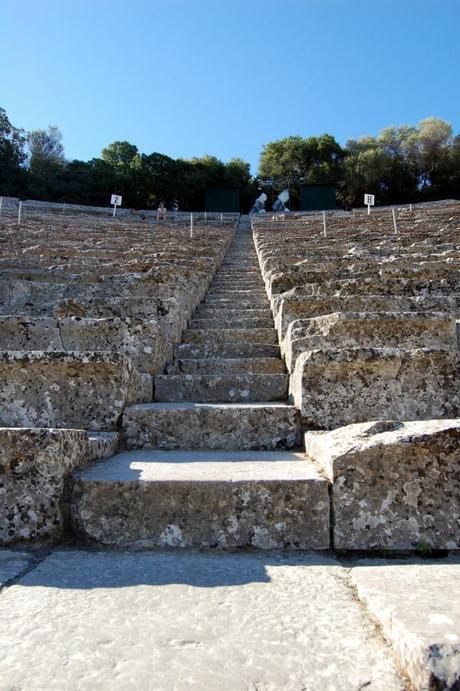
[1,106,458,210]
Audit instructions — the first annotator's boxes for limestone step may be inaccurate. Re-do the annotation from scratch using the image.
[188,317,273,329]
[182,328,279,344]
[209,279,265,291]
[122,401,301,450]
[206,289,266,298]
[212,278,262,284]
[216,274,262,280]
[175,341,281,359]
[221,262,258,267]
[204,297,270,307]
[167,357,285,374]
[154,373,289,402]
[193,307,272,320]
[213,277,262,284]
[70,450,330,549]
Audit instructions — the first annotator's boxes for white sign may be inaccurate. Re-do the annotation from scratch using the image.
[111,194,122,206]
[364,194,375,206]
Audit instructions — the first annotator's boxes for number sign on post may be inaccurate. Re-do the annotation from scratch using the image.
[364,193,375,215]
[110,194,122,217]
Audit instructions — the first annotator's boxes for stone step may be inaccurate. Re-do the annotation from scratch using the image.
[154,373,289,402]
[210,281,263,289]
[182,328,279,344]
[122,401,301,450]
[175,341,281,359]
[167,357,285,374]
[70,450,330,549]
[206,289,266,297]
[221,262,258,266]
[194,307,272,319]
[213,278,262,284]
[204,297,270,307]
[217,270,261,276]
[188,317,274,329]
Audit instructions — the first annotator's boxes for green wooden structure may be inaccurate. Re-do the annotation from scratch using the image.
[205,188,240,213]
[300,184,336,211]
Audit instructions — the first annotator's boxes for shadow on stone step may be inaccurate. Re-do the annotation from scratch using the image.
[10,548,338,590]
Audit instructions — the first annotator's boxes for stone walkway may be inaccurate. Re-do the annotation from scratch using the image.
[1,547,459,690]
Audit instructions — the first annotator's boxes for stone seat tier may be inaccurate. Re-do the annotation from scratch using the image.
[284,311,458,372]
[291,347,460,428]
[122,401,301,450]
[154,373,289,402]
[0,351,152,430]
[70,449,329,549]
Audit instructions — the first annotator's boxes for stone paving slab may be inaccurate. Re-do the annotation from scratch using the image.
[0,549,405,690]
[0,549,36,589]
[350,558,460,690]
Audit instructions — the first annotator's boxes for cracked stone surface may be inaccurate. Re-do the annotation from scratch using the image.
[0,549,405,690]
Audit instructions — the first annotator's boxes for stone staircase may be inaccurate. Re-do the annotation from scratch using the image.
[71,222,330,549]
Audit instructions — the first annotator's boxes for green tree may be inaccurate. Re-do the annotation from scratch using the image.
[28,126,65,175]
[27,126,65,198]
[415,117,453,193]
[101,140,139,171]
[341,136,392,207]
[0,106,27,195]
[258,134,344,197]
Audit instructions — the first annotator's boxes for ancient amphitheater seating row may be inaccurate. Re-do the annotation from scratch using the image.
[0,214,234,542]
[252,204,460,550]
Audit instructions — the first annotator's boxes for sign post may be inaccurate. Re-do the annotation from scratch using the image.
[391,208,398,235]
[110,194,122,217]
[322,211,327,237]
[18,201,22,225]
[364,193,375,215]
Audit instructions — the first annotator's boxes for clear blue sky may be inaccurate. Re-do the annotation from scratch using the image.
[2,0,459,174]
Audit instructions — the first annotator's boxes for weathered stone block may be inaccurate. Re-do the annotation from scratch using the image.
[123,402,301,450]
[70,450,330,550]
[0,351,152,430]
[0,315,165,373]
[284,312,456,372]
[290,347,460,428]
[155,373,288,402]
[0,427,90,544]
[305,419,460,549]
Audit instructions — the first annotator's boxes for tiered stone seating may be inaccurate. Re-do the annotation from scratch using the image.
[71,223,327,550]
[0,213,233,544]
[253,203,460,549]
